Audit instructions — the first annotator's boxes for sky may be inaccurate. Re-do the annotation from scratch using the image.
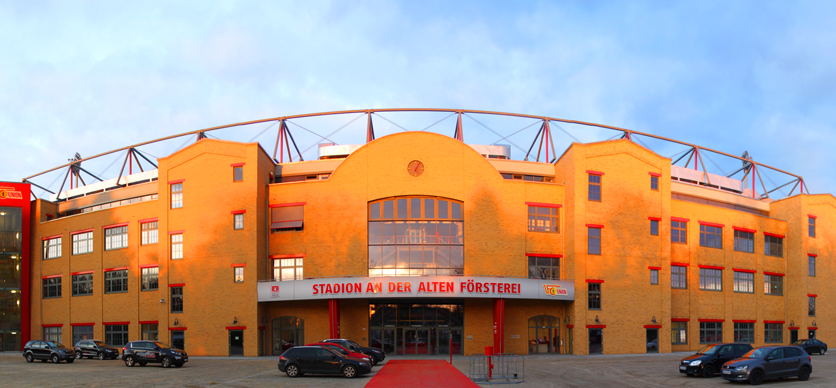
[1,0,835,199]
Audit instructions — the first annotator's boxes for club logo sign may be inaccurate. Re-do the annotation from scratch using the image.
[542,284,567,296]
[271,285,280,298]
[0,187,23,200]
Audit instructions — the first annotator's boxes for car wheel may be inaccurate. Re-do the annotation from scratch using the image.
[821,348,826,355]
[285,364,300,377]
[748,369,764,385]
[98,352,105,360]
[66,359,74,364]
[161,356,172,368]
[799,366,811,381]
[25,353,34,363]
[75,352,82,360]
[139,362,147,367]
[124,355,135,367]
[702,365,714,378]
[342,365,357,378]
[51,354,60,364]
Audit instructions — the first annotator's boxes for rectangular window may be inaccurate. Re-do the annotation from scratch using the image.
[699,225,723,249]
[588,174,601,201]
[43,327,62,344]
[765,324,783,343]
[141,324,159,341]
[527,206,559,233]
[72,274,93,296]
[171,183,183,209]
[270,205,304,232]
[764,275,783,296]
[528,256,559,280]
[105,270,128,294]
[72,325,93,345]
[141,222,158,245]
[809,296,816,316]
[234,267,244,283]
[72,231,94,255]
[699,268,722,291]
[588,283,601,310]
[733,271,754,293]
[105,325,129,347]
[671,221,687,244]
[699,322,722,344]
[671,266,687,289]
[809,256,816,277]
[43,237,62,259]
[171,234,183,260]
[809,217,816,238]
[42,277,62,298]
[234,214,244,230]
[733,230,754,253]
[588,228,601,255]
[650,220,659,236]
[171,287,183,313]
[650,175,659,190]
[233,166,243,182]
[671,322,687,344]
[734,323,755,343]
[650,269,659,285]
[141,267,159,291]
[105,226,128,250]
[273,258,304,281]
[764,235,783,257]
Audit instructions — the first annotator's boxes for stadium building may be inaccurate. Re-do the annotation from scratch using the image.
[1,109,831,357]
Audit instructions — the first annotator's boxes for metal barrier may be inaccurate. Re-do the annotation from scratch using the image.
[469,353,524,384]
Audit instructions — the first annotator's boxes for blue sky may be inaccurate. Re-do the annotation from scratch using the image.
[1,0,834,198]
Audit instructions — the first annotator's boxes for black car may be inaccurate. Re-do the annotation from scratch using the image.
[74,339,120,360]
[278,345,371,378]
[322,338,385,365]
[121,340,188,368]
[793,338,827,355]
[722,346,812,385]
[22,340,76,364]
[679,343,753,377]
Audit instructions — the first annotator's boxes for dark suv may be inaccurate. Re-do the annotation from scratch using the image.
[74,339,120,360]
[322,339,385,365]
[722,346,812,384]
[278,345,371,378]
[122,340,188,368]
[22,340,76,364]
[793,339,828,355]
[679,343,753,377]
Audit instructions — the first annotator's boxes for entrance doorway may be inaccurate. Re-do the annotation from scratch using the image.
[646,329,658,353]
[171,330,185,350]
[369,301,463,355]
[402,328,433,354]
[809,330,817,339]
[271,316,304,355]
[229,330,244,356]
[589,329,603,354]
[437,329,462,355]
[790,329,798,343]
[527,315,560,354]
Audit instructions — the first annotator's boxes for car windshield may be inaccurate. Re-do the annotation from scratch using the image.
[47,342,66,349]
[93,341,108,347]
[744,348,773,359]
[347,340,363,349]
[696,345,719,355]
[792,340,806,345]
[153,342,171,349]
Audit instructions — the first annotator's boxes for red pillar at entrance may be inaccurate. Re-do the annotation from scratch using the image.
[493,298,505,353]
[328,299,340,338]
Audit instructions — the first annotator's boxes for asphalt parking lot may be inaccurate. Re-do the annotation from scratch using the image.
[0,351,831,387]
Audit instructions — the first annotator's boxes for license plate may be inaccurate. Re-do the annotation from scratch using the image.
[679,366,686,370]
[722,370,731,375]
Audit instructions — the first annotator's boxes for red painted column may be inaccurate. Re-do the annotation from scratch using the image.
[328,299,340,338]
[493,298,505,353]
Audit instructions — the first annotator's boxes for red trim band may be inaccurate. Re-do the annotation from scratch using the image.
[42,323,63,327]
[732,268,756,274]
[670,217,690,222]
[648,266,662,270]
[70,322,94,327]
[103,267,129,272]
[764,320,785,324]
[763,271,784,277]
[41,274,62,279]
[648,217,662,221]
[70,228,94,236]
[102,222,129,229]
[232,263,247,267]
[808,253,818,257]
[525,202,562,208]
[586,170,605,176]
[698,265,724,270]
[269,202,307,208]
[167,179,185,184]
[226,326,247,330]
[41,234,62,241]
[648,172,662,177]
[139,321,159,325]
[788,327,800,330]
[168,230,184,235]
[763,232,785,238]
[733,320,756,323]
[808,327,819,330]
[169,327,187,330]
[586,324,606,328]
[586,224,604,228]
[566,324,574,329]
[807,294,817,297]
[258,326,266,330]
[732,226,757,233]
[808,214,817,219]
[231,210,246,215]
[269,254,306,259]
[71,271,94,276]
[644,324,662,328]
[139,264,159,269]
[698,221,724,228]
[698,319,725,323]
[585,279,604,283]
[671,318,690,322]
[671,262,689,267]
[103,321,130,326]
[169,283,185,287]
[230,162,246,167]
[138,218,158,224]
[526,253,563,258]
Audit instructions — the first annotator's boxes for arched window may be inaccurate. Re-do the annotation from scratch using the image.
[272,316,304,355]
[368,196,464,276]
[528,315,561,354]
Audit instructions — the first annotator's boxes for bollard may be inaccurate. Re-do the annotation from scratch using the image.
[485,346,494,380]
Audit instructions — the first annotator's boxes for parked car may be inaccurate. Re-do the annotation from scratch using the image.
[321,339,385,365]
[793,339,827,355]
[74,339,120,360]
[679,343,753,377]
[121,340,188,368]
[306,343,372,364]
[278,345,371,378]
[22,340,76,364]
[721,346,812,385]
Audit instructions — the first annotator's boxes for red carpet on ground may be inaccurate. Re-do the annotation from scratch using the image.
[364,360,479,388]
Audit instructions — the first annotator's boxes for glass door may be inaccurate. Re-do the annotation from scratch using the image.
[396,328,405,355]
[646,329,658,353]
[589,329,603,354]
[416,329,431,354]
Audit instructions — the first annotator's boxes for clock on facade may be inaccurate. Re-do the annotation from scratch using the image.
[407,160,424,177]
